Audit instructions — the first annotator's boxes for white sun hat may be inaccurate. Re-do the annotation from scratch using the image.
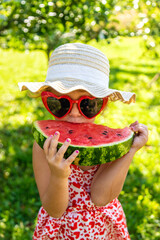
[18,43,136,103]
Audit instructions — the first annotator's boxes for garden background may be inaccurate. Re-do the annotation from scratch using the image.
[0,1,160,239]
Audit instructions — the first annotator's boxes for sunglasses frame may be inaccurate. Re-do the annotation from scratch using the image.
[41,91,108,119]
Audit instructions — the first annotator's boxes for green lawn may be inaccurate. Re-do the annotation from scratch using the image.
[0,37,160,239]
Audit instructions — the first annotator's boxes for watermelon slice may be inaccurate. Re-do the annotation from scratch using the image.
[32,120,134,166]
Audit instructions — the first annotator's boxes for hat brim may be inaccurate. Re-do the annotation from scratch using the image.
[18,81,136,104]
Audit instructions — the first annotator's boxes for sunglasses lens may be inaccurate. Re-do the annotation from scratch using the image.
[47,97,70,118]
[80,98,104,118]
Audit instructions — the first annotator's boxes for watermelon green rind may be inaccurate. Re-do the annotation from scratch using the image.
[32,121,134,166]
[62,134,133,165]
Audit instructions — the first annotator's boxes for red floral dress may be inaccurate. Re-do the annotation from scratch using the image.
[33,164,130,240]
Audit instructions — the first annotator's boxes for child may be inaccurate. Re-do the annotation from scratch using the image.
[19,43,148,240]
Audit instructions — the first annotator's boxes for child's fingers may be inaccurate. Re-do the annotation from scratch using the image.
[131,124,148,150]
[48,132,60,157]
[137,124,148,138]
[65,150,79,166]
[129,121,139,128]
[55,138,71,163]
[131,123,147,133]
[131,124,148,143]
[43,135,53,154]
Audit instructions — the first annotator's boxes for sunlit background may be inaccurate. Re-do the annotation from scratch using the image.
[0,1,160,239]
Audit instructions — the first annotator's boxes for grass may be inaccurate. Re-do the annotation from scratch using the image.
[0,37,160,239]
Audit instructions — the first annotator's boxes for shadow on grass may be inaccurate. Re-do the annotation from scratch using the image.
[120,166,160,240]
[109,59,159,85]
[109,67,157,87]
[0,124,40,240]
[109,61,160,108]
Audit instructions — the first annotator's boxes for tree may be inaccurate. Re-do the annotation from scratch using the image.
[1,0,159,59]
[0,0,118,58]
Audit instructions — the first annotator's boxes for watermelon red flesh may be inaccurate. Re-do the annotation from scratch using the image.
[35,120,132,146]
[32,120,134,166]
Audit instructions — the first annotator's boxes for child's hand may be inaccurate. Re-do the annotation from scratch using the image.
[130,121,148,152]
[43,132,79,179]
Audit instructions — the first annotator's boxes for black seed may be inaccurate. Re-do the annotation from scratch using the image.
[117,133,122,137]
[46,126,49,129]
[88,137,92,139]
[102,131,108,135]
[68,130,73,134]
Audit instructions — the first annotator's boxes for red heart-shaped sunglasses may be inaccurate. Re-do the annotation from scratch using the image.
[41,91,108,119]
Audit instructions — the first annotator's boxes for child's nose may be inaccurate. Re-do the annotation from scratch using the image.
[69,103,81,117]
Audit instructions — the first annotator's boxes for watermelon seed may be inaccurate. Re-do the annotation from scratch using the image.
[88,137,92,139]
[117,133,122,137]
[46,126,49,129]
[68,130,73,134]
[102,131,108,135]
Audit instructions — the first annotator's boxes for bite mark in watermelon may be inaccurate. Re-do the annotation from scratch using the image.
[32,120,134,166]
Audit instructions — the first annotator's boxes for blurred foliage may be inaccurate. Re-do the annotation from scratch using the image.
[0,0,118,57]
[0,0,160,58]
[0,37,160,239]
[117,0,160,58]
